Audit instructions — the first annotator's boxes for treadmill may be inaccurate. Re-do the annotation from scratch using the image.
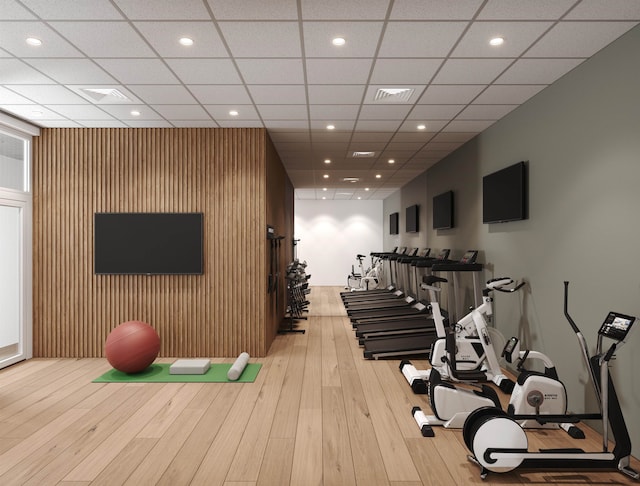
[360,251,483,360]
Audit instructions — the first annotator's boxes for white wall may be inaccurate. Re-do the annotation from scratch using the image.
[295,200,383,286]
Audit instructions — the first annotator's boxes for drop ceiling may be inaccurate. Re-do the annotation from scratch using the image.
[0,0,638,200]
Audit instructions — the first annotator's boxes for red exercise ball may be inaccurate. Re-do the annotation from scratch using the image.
[105,320,160,373]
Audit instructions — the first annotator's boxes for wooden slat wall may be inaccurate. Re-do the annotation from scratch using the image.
[32,127,274,358]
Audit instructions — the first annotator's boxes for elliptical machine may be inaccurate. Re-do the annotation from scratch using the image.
[463,281,638,480]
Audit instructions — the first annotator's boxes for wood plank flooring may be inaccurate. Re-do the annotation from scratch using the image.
[0,286,638,485]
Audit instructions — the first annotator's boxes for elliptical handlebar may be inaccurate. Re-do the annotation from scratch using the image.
[563,281,581,335]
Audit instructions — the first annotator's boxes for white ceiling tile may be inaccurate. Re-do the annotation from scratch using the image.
[423,141,464,151]
[264,120,310,129]
[309,120,355,130]
[247,85,307,104]
[378,22,467,57]
[128,85,198,104]
[384,141,424,151]
[25,59,116,84]
[456,104,517,120]
[126,120,173,127]
[44,104,117,120]
[301,0,390,20]
[444,119,494,131]
[204,104,260,120]
[95,59,181,84]
[431,132,478,143]
[390,131,438,142]
[418,85,486,104]
[0,0,37,19]
[0,22,84,58]
[115,0,210,19]
[433,58,513,84]
[65,84,143,104]
[390,0,483,20]
[188,85,252,104]
[0,86,36,104]
[311,131,352,143]
[7,85,88,104]
[268,131,311,143]
[477,0,576,20]
[347,142,388,152]
[258,104,307,120]
[98,105,163,120]
[564,0,640,20]
[452,21,553,57]
[2,104,65,120]
[165,58,241,84]
[525,21,638,58]
[152,104,212,120]
[217,120,264,127]
[350,132,394,143]
[370,58,442,84]
[208,0,298,20]
[355,120,402,131]
[307,85,365,104]
[134,21,228,57]
[171,120,219,127]
[303,22,384,57]
[310,104,360,120]
[408,105,465,119]
[473,84,545,104]
[236,59,304,84]
[495,58,583,84]
[50,22,155,57]
[79,120,129,127]
[218,22,301,57]
[21,0,124,19]
[358,104,412,120]
[306,59,373,84]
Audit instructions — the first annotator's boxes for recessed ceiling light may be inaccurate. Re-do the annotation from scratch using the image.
[332,37,346,46]
[388,159,395,164]
[365,187,370,191]
[322,197,326,200]
[375,174,382,179]
[322,187,327,191]
[326,124,335,130]
[357,197,362,200]
[26,37,42,46]
[323,174,329,179]
[417,124,426,130]
[229,110,239,116]
[179,37,194,46]
[324,159,331,164]
[130,110,140,116]
[489,37,504,46]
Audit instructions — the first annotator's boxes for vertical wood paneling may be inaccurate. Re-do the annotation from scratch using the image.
[32,128,281,358]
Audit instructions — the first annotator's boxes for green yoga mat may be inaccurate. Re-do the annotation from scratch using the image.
[93,362,261,383]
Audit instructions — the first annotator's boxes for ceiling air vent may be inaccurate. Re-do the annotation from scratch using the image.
[80,88,130,103]
[342,177,360,183]
[373,88,415,103]
[351,151,375,158]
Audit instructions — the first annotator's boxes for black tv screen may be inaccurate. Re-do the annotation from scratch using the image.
[406,204,419,233]
[94,212,204,275]
[389,212,399,235]
[433,190,454,230]
[482,161,528,224]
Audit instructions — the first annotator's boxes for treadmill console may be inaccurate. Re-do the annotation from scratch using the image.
[598,311,636,341]
[459,250,478,264]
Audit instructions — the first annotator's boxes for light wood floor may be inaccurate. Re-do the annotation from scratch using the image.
[0,286,638,485]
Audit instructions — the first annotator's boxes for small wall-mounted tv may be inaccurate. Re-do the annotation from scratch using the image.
[405,204,419,233]
[482,161,528,224]
[94,212,204,275]
[433,190,454,230]
[389,212,399,235]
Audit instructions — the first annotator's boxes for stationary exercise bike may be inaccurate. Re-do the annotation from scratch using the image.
[410,331,583,438]
[463,281,638,480]
[401,277,521,395]
[346,254,381,291]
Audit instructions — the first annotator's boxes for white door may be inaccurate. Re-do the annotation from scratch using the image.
[0,194,32,368]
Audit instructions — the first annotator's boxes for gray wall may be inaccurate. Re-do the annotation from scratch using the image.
[384,25,640,454]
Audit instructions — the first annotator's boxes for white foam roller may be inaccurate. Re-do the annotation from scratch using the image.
[227,352,250,381]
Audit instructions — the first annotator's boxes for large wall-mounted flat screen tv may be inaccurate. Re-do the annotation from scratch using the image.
[482,161,528,224]
[433,190,454,230]
[94,212,204,275]
[405,204,419,233]
[389,212,399,235]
